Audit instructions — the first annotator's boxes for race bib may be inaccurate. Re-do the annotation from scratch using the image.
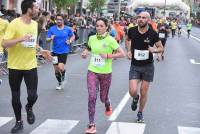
[52,56,58,64]
[90,54,105,67]
[159,33,165,39]
[134,49,149,60]
[21,36,37,48]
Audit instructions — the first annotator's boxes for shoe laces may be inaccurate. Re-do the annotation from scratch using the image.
[137,112,143,118]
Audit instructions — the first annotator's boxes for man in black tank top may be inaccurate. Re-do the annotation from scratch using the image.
[127,11,164,123]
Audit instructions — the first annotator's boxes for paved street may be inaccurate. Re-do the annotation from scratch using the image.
[0,31,200,134]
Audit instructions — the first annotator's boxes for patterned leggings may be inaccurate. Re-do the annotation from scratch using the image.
[87,71,112,124]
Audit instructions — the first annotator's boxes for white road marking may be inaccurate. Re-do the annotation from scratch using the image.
[109,92,130,121]
[182,30,200,42]
[30,119,79,134]
[0,117,13,127]
[178,126,200,134]
[190,59,200,64]
[105,122,146,134]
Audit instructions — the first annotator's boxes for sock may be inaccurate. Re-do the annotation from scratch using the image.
[61,70,66,81]
[55,72,62,83]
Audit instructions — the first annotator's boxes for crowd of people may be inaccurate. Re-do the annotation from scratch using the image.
[0,0,195,134]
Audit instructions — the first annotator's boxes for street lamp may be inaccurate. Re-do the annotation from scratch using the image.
[118,0,121,20]
[67,7,71,16]
[164,0,166,16]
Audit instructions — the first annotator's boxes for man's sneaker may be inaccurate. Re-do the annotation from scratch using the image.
[25,105,35,124]
[61,81,65,89]
[105,105,112,116]
[137,111,144,123]
[0,79,2,85]
[131,94,139,111]
[85,124,97,134]
[56,82,62,90]
[11,120,23,133]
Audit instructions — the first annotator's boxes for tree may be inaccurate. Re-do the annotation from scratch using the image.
[55,0,78,13]
[88,0,107,14]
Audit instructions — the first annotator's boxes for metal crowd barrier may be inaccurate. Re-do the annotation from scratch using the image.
[0,53,8,76]
[0,27,91,76]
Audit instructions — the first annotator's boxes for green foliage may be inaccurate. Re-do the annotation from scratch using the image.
[88,0,107,13]
[55,0,78,13]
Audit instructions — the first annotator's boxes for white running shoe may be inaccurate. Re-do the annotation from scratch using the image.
[0,79,2,85]
[56,82,62,90]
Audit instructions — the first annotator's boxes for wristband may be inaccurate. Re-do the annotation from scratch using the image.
[107,54,113,59]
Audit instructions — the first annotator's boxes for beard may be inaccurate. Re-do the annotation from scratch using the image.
[138,21,148,28]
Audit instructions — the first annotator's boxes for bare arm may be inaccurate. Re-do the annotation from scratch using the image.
[81,48,90,59]
[112,47,126,58]
[2,34,32,48]
[148,40,164,53]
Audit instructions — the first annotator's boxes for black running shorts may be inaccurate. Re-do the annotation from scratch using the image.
[51,52,68,65]
[129,63,154,82]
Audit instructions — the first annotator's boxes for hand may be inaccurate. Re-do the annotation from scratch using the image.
[127,51,132,60]
[156,53,162,62]
[99,54,107,59]
[51,35,55,40]
[148,45,156,53]
[21,34,32,42]
[41,50,52,61]
[81,50,88,59]
[66,40,71,44]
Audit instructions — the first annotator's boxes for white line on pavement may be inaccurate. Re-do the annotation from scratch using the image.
[30,119,79,134]
[190,59,200,64]
[109,92,130,121]
[178,126,200,134]
[0,117,13,127]
[182,30,200,42]
[105,122,146,134]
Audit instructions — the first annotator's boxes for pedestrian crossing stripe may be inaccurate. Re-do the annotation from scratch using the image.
[190,59,200,65]
[105,122,146,134]
[1,117,200,134]
[30,119,79,134]
[0,117,13,127]
[178,126,200,134]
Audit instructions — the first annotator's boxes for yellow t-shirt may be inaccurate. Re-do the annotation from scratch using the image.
[171,22,177,30]
[0,18,9,53]
[4,18,38,70]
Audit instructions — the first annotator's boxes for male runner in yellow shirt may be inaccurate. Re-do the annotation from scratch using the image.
[2,0,51,133]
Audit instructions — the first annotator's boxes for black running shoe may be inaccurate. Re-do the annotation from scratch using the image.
[137,111,144,123]
[11,120,23,133]
[25,105,35,124]
[131,94,139,111]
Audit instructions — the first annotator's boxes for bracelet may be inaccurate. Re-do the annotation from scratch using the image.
[154,49,158,53]
[107,54,113,59]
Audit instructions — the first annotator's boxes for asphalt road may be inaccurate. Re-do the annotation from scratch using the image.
[0,31,200,134]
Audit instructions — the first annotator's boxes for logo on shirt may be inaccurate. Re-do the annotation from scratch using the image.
[144,37,150,43]
[102,42,107,48]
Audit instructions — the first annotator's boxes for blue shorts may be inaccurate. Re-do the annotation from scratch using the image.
[129,63,154,82]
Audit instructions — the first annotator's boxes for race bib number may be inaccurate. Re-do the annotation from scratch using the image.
[91,54,105,67]
[21,36,37,48]
[159,33,165,39]
[52,56,58,64]
[134,49,149,60]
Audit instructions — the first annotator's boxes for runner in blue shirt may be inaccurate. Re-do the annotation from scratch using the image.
[47,14,74,90]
